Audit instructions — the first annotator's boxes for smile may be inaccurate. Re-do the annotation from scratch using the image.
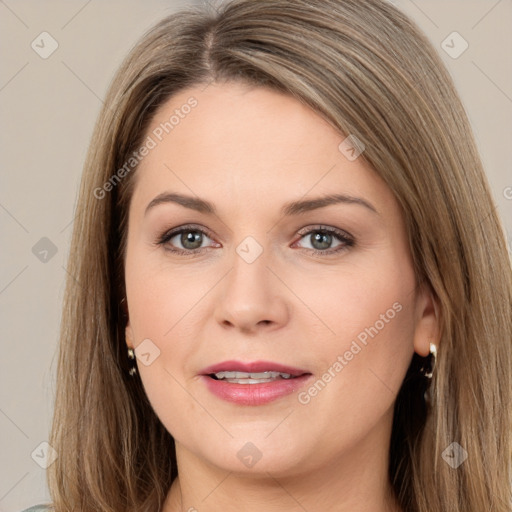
[199,360,313,405]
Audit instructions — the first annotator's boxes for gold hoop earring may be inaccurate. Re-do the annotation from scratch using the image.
[127,347,137,377]
[423,343,437,405]
[423,342,437,379]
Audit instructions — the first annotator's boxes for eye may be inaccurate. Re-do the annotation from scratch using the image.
[293,225,354,255]
[156,224,218,256]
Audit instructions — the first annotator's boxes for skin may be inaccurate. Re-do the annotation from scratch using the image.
[124,81,440,512]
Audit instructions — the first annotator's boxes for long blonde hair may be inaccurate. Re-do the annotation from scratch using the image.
[46,0,512,510]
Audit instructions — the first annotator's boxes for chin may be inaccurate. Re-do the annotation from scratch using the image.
[193,433,315,476]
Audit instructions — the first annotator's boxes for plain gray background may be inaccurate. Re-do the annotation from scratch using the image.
[1,1,511,510]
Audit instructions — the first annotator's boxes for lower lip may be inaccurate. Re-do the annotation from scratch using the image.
[200,374,313,405]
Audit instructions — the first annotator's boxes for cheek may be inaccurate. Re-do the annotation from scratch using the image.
[293,247,416,355]
[304,253,417,419]
[124,247,220,428]
[124,264,200,440]
[125,240,212,341]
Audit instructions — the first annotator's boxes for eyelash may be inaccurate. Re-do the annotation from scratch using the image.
[156,223,355,258]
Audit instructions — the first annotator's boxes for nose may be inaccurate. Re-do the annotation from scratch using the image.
[214,245,290,334]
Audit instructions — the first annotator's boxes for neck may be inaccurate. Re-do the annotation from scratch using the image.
[162,410,403,512]
[164,471,402,512]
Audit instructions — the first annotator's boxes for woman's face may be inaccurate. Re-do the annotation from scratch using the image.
[124,81,437,477]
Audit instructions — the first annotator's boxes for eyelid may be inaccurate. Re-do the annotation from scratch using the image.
[156,223,218,248]
[295,224,353,241]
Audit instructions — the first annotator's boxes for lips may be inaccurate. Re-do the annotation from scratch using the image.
[199,360,313,406]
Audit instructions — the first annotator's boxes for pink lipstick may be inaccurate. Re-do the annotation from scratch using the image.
[199,360,313,406]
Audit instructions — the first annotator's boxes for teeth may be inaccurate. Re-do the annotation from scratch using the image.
[213,371,293,381]
[228,378,275,384]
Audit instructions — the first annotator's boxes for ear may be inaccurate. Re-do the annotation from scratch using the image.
[123,300,134,350]
[125,320,135,350]
[119,295,134,348]
[413,281,441,357]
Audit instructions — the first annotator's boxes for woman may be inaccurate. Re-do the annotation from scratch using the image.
[23,0,512,510]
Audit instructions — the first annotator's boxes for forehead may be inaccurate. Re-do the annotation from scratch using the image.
[129,81,398,218]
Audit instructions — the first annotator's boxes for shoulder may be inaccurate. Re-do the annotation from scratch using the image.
[19,506,52,512]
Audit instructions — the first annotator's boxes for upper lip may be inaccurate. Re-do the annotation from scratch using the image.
[200,360,311,377]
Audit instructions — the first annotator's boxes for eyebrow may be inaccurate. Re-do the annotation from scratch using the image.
[144,192,379,217]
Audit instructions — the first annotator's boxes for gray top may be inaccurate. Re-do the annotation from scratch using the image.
[19,506,51,512]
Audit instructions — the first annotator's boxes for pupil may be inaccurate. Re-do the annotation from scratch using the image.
[312,232,331,250]
[182,231,202,249]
